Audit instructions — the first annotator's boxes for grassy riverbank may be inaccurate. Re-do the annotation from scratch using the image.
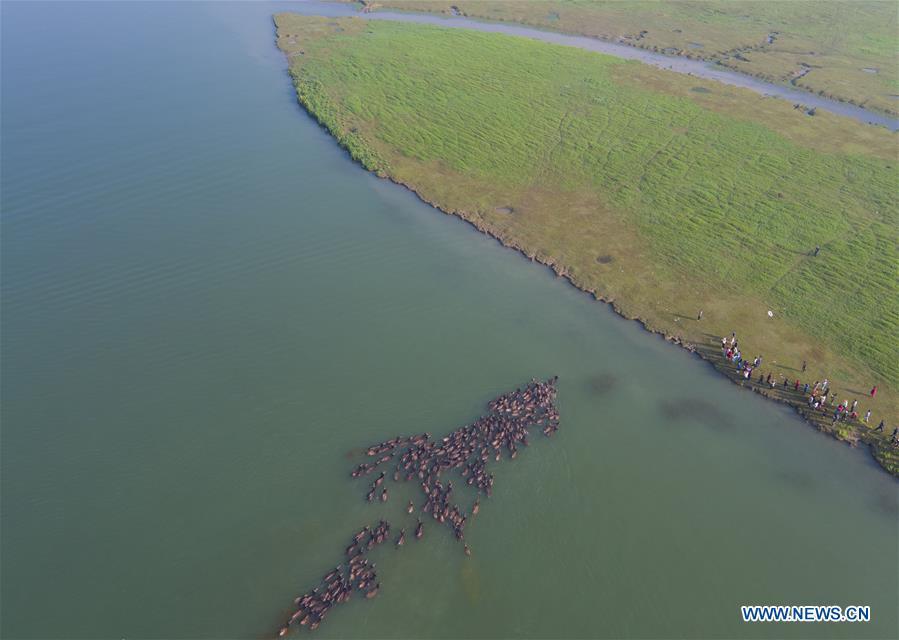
[274,15,898,474]
[359,0,899,116]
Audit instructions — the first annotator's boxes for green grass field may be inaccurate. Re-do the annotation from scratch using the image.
[362,0,899,115]
[274,15,899,472]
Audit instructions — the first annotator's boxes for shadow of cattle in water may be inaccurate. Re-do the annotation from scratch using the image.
[587,373,618,396]
[773,468,817,493]
[871,487,898,517]
[658,398,733,430]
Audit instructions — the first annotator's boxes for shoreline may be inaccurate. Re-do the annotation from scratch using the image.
[274,14,899,479]
[372,169,899,479]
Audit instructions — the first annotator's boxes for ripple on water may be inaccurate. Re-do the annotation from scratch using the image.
[588,373,618,396]
[774,468,817,493]
[460,561,480,604]
[658,398,732,430]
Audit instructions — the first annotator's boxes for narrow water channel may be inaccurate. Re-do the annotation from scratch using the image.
[1,2,896,639]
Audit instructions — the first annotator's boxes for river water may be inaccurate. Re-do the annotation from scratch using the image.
[1,2,896,639]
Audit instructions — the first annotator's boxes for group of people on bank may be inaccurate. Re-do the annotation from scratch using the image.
[720,334,895,445]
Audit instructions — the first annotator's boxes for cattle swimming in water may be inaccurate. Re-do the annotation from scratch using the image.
[275,377,560,636]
